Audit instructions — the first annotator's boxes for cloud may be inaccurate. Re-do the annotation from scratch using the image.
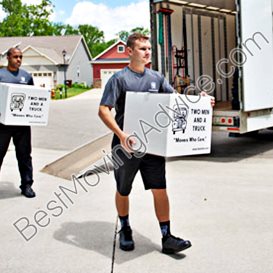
[65,1,150,41]
[50,10,66,22]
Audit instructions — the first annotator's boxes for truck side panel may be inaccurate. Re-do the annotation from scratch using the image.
[240,0,273,111]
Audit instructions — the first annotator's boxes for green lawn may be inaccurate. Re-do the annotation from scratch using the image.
[52,87,90,100]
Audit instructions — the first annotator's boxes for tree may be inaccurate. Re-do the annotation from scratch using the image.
[0,0,23,15]
[131,27,150,36]
[117,27,150,42]
[51,22,66,36]
[50,22,115,57]
[0,1,149,57]
[78,24,104,44]
[92,39,116,58]
[77,24,116,57]
[78,24,104,56]
[0,0,54,36]
[26,0,54,36]
[51,23,79,36]
[63,24,79,35]
[117,30,130,42]
[0,0,28,36]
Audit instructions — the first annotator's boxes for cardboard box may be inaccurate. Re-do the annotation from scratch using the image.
[124,92,212,157]
[0,83,50,126]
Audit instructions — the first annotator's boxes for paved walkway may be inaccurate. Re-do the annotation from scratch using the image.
[1,90,273,273]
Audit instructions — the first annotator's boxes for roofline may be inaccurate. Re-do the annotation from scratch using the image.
[0,35,92,62]
[93,39,126,60]
[81,35,93,60]
[64,36,80,64]
[21,45,58,65]
[91,60,130,64]
[1,42,22,55]
[66,35,92,64]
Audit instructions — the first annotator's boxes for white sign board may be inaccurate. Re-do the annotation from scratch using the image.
[124,92,212,157]
[0,83,50,126]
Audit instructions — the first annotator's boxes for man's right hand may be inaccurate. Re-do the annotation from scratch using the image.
[119,132,136,153]
[98,105,137,153]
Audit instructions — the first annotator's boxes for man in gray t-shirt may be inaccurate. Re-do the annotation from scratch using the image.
[99,33,192,254]
[0,65,34,85]
[0,47,36,198]
[100,66,173,147]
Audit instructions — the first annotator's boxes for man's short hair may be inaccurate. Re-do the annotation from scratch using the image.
[126,33,149,49]
[7,47,21,57]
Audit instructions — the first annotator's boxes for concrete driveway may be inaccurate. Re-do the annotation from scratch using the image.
[1,89,273,273]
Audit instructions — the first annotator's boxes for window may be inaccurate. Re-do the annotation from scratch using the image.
[77,65,80,78]
[117,45,125,53]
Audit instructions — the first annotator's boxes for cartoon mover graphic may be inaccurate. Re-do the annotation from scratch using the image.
[10,93,26,112]
[172,104,188,134]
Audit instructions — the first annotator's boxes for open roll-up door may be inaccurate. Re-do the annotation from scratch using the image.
[239,0,273,111]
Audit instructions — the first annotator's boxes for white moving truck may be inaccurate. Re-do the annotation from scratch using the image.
[150,0,273,133]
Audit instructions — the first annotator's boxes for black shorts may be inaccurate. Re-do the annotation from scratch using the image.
[113,147,166,196]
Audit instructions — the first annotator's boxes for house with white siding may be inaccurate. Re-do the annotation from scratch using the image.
[0,35,92,89]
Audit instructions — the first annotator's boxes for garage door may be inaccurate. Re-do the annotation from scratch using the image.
[101,69,121,90]
[32,72,54,90]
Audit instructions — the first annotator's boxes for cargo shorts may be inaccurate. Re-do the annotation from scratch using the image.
[112,147,166,196]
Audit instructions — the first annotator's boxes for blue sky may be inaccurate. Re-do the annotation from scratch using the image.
[0,0,150,41]
[52,0,142,13]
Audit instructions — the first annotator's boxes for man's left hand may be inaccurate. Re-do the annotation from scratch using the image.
[200,91,215,108]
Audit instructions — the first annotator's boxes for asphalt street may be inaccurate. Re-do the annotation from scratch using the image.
[31,89,110,151]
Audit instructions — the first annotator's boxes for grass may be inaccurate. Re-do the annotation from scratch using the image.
[52,87,90,100]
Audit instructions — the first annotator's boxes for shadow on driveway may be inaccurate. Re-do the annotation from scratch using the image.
[53,221,186,264]
[0,181,21,199]
[168,130,273,163]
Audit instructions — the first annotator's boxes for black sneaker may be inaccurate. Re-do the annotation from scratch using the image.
[119,226,135,251]
[162,234,191,254]
[21,185,36,198]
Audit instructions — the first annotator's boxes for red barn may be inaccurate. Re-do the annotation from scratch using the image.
[92,40,129,89]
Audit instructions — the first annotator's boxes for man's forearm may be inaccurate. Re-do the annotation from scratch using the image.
[98,105,124,139]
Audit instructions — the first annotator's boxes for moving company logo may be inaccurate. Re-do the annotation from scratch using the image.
[20,76,27,84]
[148,81,158,92]
[10,93,26,112]
[172,104,189,134]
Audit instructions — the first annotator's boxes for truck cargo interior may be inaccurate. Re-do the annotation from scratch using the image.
[152,0,273,133]
[152,0,238,109]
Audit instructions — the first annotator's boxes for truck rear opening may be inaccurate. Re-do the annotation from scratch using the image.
[150,0,273,133]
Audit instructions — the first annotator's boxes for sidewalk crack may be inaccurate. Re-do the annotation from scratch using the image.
[111,215,119,273]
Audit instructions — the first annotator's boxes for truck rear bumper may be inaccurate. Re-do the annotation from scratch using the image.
[213,109,273,133]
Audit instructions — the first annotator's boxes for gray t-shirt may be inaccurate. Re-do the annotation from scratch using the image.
[100,66,174,146]
[101,67,174,124]
[0,68,34,85]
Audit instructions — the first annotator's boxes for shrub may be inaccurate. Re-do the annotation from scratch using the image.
[56,84,65,90]
[72,82,88,89]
